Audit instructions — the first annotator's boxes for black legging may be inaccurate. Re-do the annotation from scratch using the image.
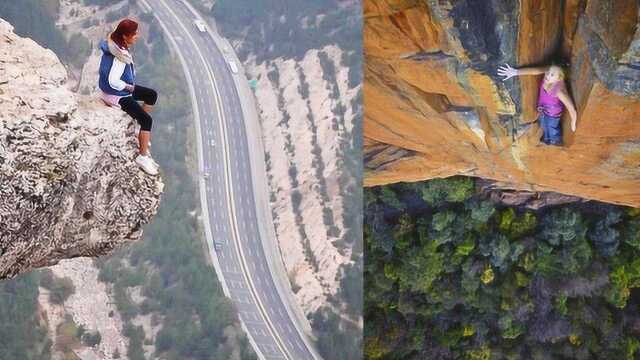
[119,85,158,131]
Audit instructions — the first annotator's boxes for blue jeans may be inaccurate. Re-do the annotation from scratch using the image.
[538,112,562,145]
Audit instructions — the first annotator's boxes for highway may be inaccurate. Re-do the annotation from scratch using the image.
[137,0,320,359]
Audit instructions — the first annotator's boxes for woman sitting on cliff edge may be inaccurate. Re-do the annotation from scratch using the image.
[98,18,160,175]
[498,64,578,146]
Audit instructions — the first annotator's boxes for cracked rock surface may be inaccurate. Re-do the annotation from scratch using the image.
[0,18,163,279]
[364,0,640,207]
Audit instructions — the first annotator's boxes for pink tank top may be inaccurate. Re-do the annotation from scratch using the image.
[537,80,564,117]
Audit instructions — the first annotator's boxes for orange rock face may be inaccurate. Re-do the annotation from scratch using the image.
[364,0,640,207]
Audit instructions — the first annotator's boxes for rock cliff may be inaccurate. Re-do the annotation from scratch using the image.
[0,19,163,279]
[364,0,640,207]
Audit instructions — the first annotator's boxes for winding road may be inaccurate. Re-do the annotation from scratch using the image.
[137,0,320,359]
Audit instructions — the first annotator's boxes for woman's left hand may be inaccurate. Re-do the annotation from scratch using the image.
[571,118,577,132]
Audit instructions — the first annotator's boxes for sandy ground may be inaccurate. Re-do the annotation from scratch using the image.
[245,44,360,315]
[39,258,129,360]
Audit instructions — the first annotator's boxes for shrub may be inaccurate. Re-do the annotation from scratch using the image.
[82,331,102,347]
[49,276,75,305]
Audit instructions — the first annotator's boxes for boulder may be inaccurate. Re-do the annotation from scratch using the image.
[0,19,163,279]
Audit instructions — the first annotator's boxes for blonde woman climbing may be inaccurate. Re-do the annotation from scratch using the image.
[498,64,578,146]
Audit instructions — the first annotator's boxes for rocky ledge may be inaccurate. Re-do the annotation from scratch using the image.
[364,0,640,207]
[0,19,163,279]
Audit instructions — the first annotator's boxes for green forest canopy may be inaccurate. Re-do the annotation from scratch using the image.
[365,177,640,360]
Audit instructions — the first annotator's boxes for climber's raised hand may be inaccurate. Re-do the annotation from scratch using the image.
[497,64,518,81]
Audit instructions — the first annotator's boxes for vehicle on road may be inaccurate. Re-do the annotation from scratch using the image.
[228,60,238,74]
[194,19,206,32]
[214,241,223,251]
[210,139,216,147]
[203,172,209,179]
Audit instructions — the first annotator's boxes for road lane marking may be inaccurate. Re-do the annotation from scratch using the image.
[153,2,295,358]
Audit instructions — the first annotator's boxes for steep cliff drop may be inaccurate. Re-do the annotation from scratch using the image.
[364,0,640,207]
[0,19,163,279]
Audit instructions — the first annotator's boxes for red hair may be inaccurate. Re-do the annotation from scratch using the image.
[110,19,138,50]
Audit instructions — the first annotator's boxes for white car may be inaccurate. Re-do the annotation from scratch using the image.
[228,60,238,74]
[194,19,206,32]
[210,139,216,147]
[214,241,223,251]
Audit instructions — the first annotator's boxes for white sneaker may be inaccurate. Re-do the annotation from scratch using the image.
[146,150,160,169]
[146,142,160,169]
[135,154,159,175]
[149,156,160,169]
